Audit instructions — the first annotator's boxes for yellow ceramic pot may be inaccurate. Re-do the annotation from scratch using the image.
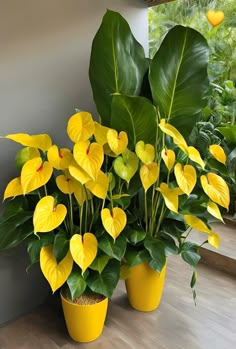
[61,293,108,342]
[125,262,167,312]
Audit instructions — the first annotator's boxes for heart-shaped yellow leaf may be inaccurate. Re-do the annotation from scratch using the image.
[157,183,183,213]
[21,157,53,194]
[85,170,109,199]
[135,141,155,164]
[47,145,73,170]
[56,173,83,195]
[174,163,196,195]
[40,245,73,293]
[201,173,229,209]
[184,215,212,234]
[113,149,139,183]
[94,122,110,145]
[33,196,67,233]
[207,10,224,27]
[101,207,127,240]
[187,146,205,169]
[161,148,176,171]
[67,112,95,143]
[4,177,23,200]
[140,162,159,192]
[208,232,220,249]
[159,119,188,153]
[70,233,98,274]
[207,201,224,223]
[6,133,52,152]
[73,141,104,181]
[69,159,92,185]
[209,145,226,165]
[107,129,128,155]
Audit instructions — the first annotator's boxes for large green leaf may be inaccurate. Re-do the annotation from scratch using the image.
[149,25,209,138]
[89,10,147,126]
[27,232,55,267]
[217,125,236,145]
[89,254,110,274]
[125,249,150,267]
[67,270,87,301]
[53,230,69,264]
[86,259,120,298]
[0,212,33,250]
[181,242,201,268]
[98,233,127,261]
[144,236,166,272]
[2,197,29,220]
[111,95,157,149]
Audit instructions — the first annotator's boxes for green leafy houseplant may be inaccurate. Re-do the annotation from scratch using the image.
[89,10,230,297]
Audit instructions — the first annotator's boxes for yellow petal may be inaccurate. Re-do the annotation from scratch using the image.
[161,148,176,171]
[174,163,196,195]
[135,141,155,164]
[73,141,104,181]
[94,122,110,145]
[209,145,226,165]
[85,170,109,199]
[56,173,82,195]
[201,173,229,209]
[107,129,128,155]
[67,112,95,143]
[69,159,92,185]
[159,119,188,153]
[207,201,224,223]
[187,146,205,169]
[40,245,73,293]
[6,133,52,152]
[47,145,73,170]
[33,196,67,233]
[101,207,127,240]
[113,149,139,183]
[140,162,159,192]
[184,215,212,234]
[74,183,91,206]
[208,232,220,249]
[21,157,53,194]
[157,183,183,213]
[3,177,23,200]
[70,233,98,274]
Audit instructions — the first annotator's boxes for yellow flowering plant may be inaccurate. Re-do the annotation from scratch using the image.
[88,10,231,298]
[0,111,132,300]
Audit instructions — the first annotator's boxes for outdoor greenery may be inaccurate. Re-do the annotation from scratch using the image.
[149,0,236,216]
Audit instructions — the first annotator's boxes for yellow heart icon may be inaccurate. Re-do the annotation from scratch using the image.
[207,10,224,27]
[70,233,98,274]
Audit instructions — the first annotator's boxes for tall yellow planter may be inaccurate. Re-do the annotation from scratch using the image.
[125,262,167,312]
[61,293,108,342]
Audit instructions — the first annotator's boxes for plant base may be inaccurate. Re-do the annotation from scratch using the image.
[125,262,167,312]
[61,292,108,342]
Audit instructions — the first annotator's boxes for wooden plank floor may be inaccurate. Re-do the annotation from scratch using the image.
[0,257,236,349]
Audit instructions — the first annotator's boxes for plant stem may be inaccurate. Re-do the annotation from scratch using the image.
[154,203,166,238]
[44,185,48,196]
[80,203,83,234]
[69,194,73,235]
[144,191,148,233]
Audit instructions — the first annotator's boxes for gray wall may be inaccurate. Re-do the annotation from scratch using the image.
[0,0,148,323]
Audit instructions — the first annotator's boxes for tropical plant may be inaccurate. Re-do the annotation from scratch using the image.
[89,10,230,298]
[0,111,133,301]
[149,0,236,85]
